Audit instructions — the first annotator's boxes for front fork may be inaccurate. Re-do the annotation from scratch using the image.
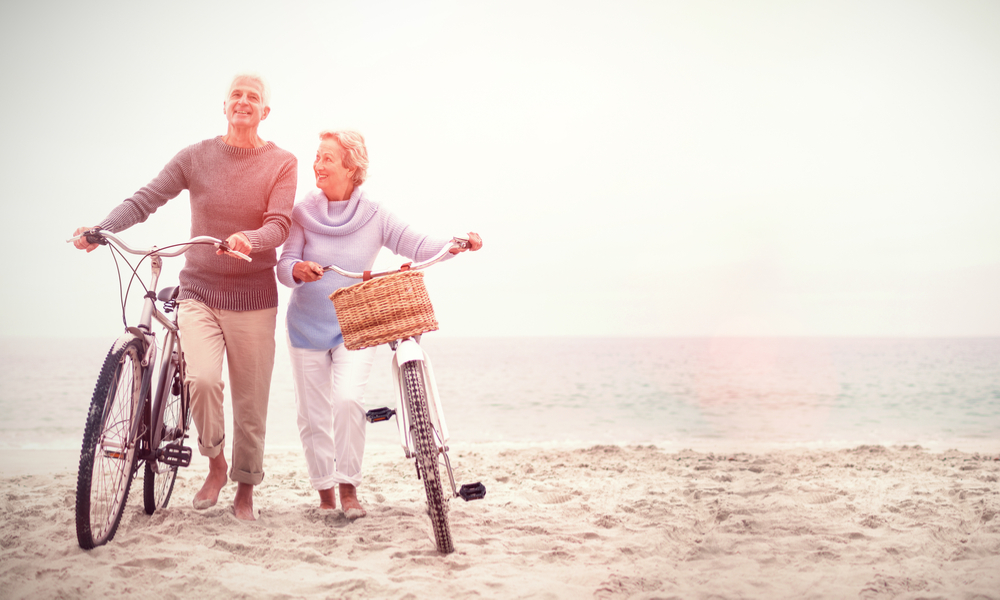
[373,338,485,501]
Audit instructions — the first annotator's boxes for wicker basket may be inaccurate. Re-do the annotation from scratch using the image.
[330,270,438,350]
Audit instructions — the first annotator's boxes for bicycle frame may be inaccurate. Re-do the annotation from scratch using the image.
[114,252,168,467]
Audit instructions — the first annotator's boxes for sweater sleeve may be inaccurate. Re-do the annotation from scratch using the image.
[277,220,306,289]
[241,154,296,251]
[379,207,454,262]
[97,149,190,233]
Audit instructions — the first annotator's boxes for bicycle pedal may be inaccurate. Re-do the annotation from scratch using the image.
[157,443,192,468]
[458,482,486,501]
[366,407,396,423]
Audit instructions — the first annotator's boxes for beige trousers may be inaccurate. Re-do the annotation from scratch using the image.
[178,300,277,485]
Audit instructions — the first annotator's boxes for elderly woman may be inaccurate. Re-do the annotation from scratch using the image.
[73,73,296,521]
[277,130,480,517]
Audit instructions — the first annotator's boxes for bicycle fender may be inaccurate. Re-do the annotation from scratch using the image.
[390,339,424,457]
[394,338,424,365]
[111,331,145,355]
[390,340,450,446]
[421,352,450,445]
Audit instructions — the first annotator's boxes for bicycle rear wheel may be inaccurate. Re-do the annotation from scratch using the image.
[75,335,145,549]
[401,360,454,554]
[143,349,187,514]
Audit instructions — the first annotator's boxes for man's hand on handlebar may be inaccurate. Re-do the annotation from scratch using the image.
[218,232,252,259]
[72,227,102,252]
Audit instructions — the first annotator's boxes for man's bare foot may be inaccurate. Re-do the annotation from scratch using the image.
[193,453,228,509]
[318,487,337,510]
[233,482,255,521]
[340,483,366,519]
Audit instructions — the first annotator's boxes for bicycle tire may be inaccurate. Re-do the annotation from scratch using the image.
[401,360,454,554]
[143,348,186,514]
[75,335,145,549]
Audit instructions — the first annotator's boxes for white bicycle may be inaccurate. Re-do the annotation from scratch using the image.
[326,236,485,554]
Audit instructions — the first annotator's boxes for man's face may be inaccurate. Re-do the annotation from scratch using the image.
[224,77,269,128]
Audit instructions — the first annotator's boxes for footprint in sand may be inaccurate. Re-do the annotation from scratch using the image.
[805,493,839,505]
[539,493,574,504]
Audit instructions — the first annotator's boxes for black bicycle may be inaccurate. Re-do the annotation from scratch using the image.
[68,228,249,549]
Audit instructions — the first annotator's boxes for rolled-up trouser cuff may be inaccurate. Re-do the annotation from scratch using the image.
[230,467,265,486]
[311,471,362,490]
[198,436,225,459]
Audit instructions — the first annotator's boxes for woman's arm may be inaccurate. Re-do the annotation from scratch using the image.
[276,221,308,288]
[378,207,456,262]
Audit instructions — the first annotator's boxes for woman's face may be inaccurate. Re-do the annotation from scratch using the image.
[314,138,355,199]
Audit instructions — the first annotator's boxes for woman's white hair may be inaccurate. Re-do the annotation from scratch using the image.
[319,130,369,186]
[228,72,271,107]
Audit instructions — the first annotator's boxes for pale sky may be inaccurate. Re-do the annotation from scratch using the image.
[2,0,998,338]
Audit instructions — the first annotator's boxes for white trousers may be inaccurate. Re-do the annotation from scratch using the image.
[287,340,377,489]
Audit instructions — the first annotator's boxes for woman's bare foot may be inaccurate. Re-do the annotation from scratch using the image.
[233,482,255,521]
[193,453,228,509]
[339,483,366,519]
[318,487,337,510]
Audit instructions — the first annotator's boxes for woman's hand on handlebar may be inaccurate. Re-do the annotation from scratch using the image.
[72,226,101,252]
[293,260,325,283]
[449,232,483,254]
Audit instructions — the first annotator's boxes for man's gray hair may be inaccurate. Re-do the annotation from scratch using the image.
[228,72,271,107]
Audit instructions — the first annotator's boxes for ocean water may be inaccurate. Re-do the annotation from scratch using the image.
[1,336,999,455]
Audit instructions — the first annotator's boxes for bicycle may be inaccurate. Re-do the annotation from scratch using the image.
[326,236,486,554]
[67,228,250,549]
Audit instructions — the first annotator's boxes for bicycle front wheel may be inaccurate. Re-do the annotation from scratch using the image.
[401,360,454,554]
[75,335,145,549]
[143,349,186,514]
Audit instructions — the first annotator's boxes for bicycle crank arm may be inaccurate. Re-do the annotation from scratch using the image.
[458,482,486,501]
[156,443,193,468]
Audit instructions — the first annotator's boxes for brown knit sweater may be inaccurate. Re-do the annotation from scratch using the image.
[98,137,297,311]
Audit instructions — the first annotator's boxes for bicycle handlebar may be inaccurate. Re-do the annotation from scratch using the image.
[67,228,252,262]
[322,236,472,279]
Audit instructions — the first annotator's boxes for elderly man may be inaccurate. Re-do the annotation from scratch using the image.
[72,73,296,520]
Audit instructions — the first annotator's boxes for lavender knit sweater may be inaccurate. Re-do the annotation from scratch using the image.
[98,137,297,311]
[277,187,452,350]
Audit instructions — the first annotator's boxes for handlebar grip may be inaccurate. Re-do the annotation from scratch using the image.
[65,229,106,245]
[215,243,252,262]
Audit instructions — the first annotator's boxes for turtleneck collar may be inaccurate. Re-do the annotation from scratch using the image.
[292,186,379,236]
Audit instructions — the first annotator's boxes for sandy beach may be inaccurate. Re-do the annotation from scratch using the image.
[2,443,999,599]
